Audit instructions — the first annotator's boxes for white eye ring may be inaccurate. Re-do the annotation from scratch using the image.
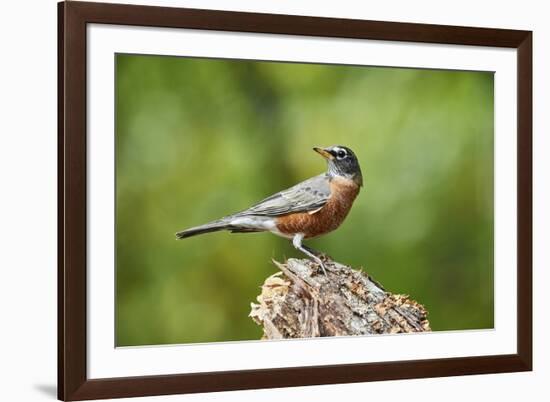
[335,148,347,159]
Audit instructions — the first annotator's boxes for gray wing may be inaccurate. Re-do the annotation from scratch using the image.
[236,174,331,217]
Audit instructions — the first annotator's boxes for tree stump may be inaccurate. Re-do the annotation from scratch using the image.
[250,257,430,339]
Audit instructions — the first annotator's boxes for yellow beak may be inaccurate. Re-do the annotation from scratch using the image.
[313,147,334,160]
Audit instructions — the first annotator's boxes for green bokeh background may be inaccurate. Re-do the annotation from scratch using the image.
[115,54,494,346]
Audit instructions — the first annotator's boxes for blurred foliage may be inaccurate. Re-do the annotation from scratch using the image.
[115,54,494,346]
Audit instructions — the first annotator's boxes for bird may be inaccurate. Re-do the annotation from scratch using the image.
[175,145,363,275]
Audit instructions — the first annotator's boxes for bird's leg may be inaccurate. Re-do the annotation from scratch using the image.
[301,244,326,258]
[292,234,327,276]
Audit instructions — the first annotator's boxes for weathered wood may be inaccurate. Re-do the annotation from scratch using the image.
[250,257,430,339]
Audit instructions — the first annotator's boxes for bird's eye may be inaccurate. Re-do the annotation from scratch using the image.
[337,150,346,158]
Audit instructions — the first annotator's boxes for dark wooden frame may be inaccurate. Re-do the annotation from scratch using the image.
[58,1,532,400]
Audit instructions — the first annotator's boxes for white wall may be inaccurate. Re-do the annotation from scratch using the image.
[0,0,546,401]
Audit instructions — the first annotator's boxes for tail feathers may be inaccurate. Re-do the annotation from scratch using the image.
[229,228,263,233]
[176,216,271,239]
[175,220,230,239]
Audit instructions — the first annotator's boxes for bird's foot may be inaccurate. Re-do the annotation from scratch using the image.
[317,260,328,276]
[307,254,328,276]
[292,235,330,276]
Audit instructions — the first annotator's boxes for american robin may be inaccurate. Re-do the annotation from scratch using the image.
[175,145,363,274]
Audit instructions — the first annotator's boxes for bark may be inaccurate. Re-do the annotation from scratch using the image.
[250,257,430,339]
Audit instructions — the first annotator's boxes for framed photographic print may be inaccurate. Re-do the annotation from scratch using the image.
[58,1,532,400]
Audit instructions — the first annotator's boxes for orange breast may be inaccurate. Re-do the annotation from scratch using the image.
[275,177,360,239]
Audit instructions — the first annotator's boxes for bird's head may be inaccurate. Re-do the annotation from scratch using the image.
[314,145,363,187]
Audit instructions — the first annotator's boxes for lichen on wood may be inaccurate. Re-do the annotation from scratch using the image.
[250,257,430,339]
